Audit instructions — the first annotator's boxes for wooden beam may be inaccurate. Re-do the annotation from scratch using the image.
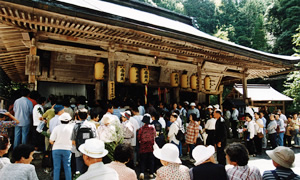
[242,69,248,104]
[36,42,108,58]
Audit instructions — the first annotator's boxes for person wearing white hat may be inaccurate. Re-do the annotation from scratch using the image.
[120,111,134,145]
[50,112,74,180]
[77,138,118,180]
[187,102,200,119]
[153,143,190,180]
[262,146,299,180]
[189,145,227,180]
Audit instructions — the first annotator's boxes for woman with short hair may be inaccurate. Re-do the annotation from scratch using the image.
[106,143,137,180]
[225,143,261,180]
[0,144,38,180]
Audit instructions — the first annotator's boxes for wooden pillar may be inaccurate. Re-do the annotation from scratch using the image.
[95,81,103,100]
[25,37,40,90]
[242,69,248,104]
[197,92,206,104]
[282,101,285,114]
[219,85,224,111]
[107,48,116,100]
[173,87,180,103]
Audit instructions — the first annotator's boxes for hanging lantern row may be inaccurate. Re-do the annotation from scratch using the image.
[95,63,211,90]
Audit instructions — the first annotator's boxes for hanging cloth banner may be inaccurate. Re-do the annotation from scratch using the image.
[145,85,148,105]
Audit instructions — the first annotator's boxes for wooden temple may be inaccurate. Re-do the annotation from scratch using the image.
[0,0,299,104]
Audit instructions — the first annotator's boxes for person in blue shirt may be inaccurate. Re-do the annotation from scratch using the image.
[13,88,33,148]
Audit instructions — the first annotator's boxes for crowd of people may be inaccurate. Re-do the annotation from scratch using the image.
[0,88,299,180]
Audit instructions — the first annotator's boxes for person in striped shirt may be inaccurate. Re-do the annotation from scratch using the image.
[263,146,300,180]
[225,142,261,180]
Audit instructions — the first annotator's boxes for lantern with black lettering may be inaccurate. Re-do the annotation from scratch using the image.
[94,62,105,80]
[170,72,179,87]
[190,75,198,90]
[204,75,211,91]
[116,65,125,83]
[129,67,139,84]
[181,74,188,88]
[140,68,149,84]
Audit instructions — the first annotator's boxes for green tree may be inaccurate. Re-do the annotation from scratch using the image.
[284,26,300,112]
[266,0,300,55]
[184,0,219,35]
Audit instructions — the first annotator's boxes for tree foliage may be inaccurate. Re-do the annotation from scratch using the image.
[284,26,300,112]
[266,0,300,55]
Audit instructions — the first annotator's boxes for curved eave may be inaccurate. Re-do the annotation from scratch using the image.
[5,0,300,67]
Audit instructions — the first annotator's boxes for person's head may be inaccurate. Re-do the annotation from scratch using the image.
[54,105,64,115]
[269,114,275,121]
[287,115,293,122]
[77,108,88,120]
[225,143,249,166]
[173,103,178,110]
[0,135,11,156]
[21,88,30,97]
[190,102,196,109]
[120,110,131,122]
[189,113,197,122]
[277,109,282,115]
[106,103,114,114]
[213,109,222,119]
[150,111,159,121]
[170,113,178,123]
[275,114,280,120]
[59,112,72,124]
[259,111,264,118]
[79,138,108,166]
[245,113,252,122]
[37,96,46,105]
[114,144,133,164]
[192,145,215,166]
[102,116,112,126]
[293,113,298,120]
[12,144,35,164]
[266,146,295,169]
[142,114,151,124]
[254,112,260,120]
[131,107,139,115]
[153,143,181,166]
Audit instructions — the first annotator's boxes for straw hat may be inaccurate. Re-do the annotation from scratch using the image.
[153,143,181,164]
[192,145,215,166]
[266,146,295,168]
[78,138,108,158]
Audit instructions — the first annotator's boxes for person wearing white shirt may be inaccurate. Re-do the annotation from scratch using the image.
[205,114,216,146]
[50,113,74,180]
[132,108,144,129]
[49,105,65,134]
[168,113,180,146]
[253,112,264,155]
[244,114,256,156]
[260,111,267,149]
[32,97,46,151]
[100,104,120,126]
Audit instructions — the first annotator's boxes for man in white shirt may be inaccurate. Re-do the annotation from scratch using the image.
[32,97,46,151]
[100,104,120,126]
[77,138,118,180]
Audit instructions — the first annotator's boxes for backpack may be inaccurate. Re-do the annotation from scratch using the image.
[175,123,185,141]
[75,122,95,150]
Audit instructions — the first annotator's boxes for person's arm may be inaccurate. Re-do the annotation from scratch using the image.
[4,112,19,124]
[249,122,255,139]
